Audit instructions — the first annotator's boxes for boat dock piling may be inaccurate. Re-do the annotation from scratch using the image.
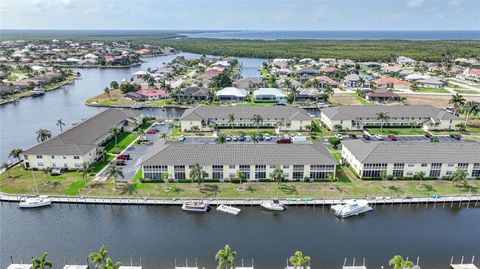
[451,256,478,269]
[1,193,480,207]
[175,258,199,269]
[236,259,254,269]
[343,257,367,269]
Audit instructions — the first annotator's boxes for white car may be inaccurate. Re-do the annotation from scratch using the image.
[335,134,344,140]
[264,134,272,141]
[374,134,385,140]
[178,135,185,141]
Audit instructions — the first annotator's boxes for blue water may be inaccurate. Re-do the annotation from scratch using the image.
[184,30,480,40]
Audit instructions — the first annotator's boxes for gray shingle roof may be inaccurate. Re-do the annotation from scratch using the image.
[141,141,337,166]
[24,109,142,156]
[181,106,312,122]
[321,105,460,121]
[343,140,480,164]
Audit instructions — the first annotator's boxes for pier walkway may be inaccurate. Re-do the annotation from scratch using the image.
[1,193,479,207]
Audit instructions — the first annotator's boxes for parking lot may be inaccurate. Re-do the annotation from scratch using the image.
[182,136,281,144]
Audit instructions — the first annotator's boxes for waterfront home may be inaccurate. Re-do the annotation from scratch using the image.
[319,66,337,74]
[140,141,337,181]
[397,56,416,65]
[373,77,411,90]
[132,71,147,82]
[253,88,288,103]
[342,140,480,179]
[233,77,263,90]
[365,89,401,103]
[416,78,445,88]
[180,106,312,132]
[463,67,480,82]
[314,76,338,88]
[361,62,381,68]
[177,86,209,101]
[131,89,168,101]
[404,73,431,81]
[320,105,461,131]
[381,65,402,75]
[22,109,143,169]
[296,88,321,102]
[297,68,319,77]
[343,74,369,89]
[216,87,248,103]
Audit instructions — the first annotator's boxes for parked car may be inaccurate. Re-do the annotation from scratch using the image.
[276,137,292,144]
[275,103,286,106]
[292,136,307,143]
[159,122,166,125]
[239,134,246,141]
[425,133,432,138]
[233,136,238,141]
[258,134,264,141]
[117,154,130,160]
[146,130,156,134]
[363,134,371,140]
[335,134,345,140]
[178,135,185,141]
[374,134,385,140]
[387,135,397,141]
[349,134,357,139]
[151,128,160,132]
[50,169,63,176]
[264,134,272,141]
[450,134,461,140]
[115,159,126,166]
[226,136,232,142]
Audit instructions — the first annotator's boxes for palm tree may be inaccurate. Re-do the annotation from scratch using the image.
[236,170,245,185]
[80,161,90,188]
[109,126,121,150]
[289,86,299,103]
[216,134,227,144]
[31,252,53,269]
[376,112,390,130]
[110,81,119,89]
[215,244,237,269]
[322,84,334,103]
[9,148,23,162]
[227,113,235,130]
[106,164,124,189]
[189,163,207,185]
[56,119,66,132]
[449,93,466,115]
[191,126,200,135]
[103,258,121,269]
[251,133,260,144]
[271,166,284,188]
[36,129,52,142]
[451,169,468,187]
[389,255,413,269]
[414,171,425,189]
[289,251,311,269]
[430,136,439,143]
[104,87,111,99]
[89,245,109,268]
[252,114,263,130]
[463,100,479,125]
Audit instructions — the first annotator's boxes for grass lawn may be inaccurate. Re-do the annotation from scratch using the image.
[466,124,480,134]
[350,93,371,105]
[143,99,174,106]
[2,164,479,198]
[454,89,480,94]
[218,128,276,136]
[366,127,426,136]
[418,87,450,93]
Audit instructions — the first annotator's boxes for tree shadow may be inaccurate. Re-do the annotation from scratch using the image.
[169,186,184,194]
[89,180,106,189]
[118,183,137,195]
[199,184,219,197]
[279,184,298,195]
[388,185,402,194]
[422,184,436,192]
[245,184,257,193]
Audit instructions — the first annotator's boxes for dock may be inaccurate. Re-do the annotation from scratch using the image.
[63,265,89,269]
[217,204,241,215]
[451,256,478,269]
[1,193,479,207]
[6,265,32,269]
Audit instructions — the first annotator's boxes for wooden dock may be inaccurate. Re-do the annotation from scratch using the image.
[1,193,479,207]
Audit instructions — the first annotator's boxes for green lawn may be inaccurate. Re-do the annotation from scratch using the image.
[2,165,479,199]
[350,93,371,105]
[454,89,480,94]
[366,127,426,136]
[418,87,450,93]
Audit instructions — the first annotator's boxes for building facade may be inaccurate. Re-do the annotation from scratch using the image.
[141,142,337,181]
[342,140,480,179]
[320,105,461,131]
[180,106,312,132]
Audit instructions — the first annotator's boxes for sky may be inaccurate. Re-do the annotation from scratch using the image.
[1,0,479,31]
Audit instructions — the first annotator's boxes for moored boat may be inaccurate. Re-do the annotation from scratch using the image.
[19,195,52,208]
[260,199,286,211]
[182,201,210,212]
[331,199,372,218]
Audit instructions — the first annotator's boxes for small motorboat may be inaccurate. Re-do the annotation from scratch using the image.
[260,199,286,211]
[181,201,210,212]
[19,195,52,208]
[331,199,372,218]
[217,204,241,215]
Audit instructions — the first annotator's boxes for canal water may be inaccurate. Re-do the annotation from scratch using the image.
[0,53,266,162]
[1,203,479,269]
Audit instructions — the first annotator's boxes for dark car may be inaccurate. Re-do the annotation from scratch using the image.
[349,134,357,139]
[146,130,156,134]
[151,128,160,132]
[425,133,432,138]
[276,137,292,144]
[387,135,397,141]
[275,103,286,106]
[115,159,126,166]
[363,134,371,140]
[239,134,246,141]
[450,134,461,140]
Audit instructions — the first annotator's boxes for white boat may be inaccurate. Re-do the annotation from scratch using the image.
[331,199,372,218]
[217,204,241,215]
[19,195,52,208]
[182,201,210,212]
[260,199,286,211]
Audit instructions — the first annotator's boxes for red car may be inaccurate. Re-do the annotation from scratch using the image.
[387,135,397,141]
[276,138,292,144]
[117,154,130,160]
[146,130,156,134]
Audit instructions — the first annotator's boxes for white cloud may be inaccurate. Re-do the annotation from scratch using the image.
[407,0,424,7]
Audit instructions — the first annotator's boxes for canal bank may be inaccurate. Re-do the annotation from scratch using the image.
[1,202,479,269]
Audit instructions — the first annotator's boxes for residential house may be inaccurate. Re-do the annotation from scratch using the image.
[365,89,401,103]
[141,141,337,181]
[177,86,209,101]
[397,56,416,65]
[253,88,288,103]
[373,77,411,90]
[180,106,312,132]
[315,76,338,89]
[216,87,248,102]
[296,88,320,102]
[233,77,263,90]
[342,140,480,179]
[416,78,445,88]
[463,67,480,82]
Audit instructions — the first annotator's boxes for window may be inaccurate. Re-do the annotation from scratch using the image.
[255,165,266,179]
[212,165,223,180]
[174,165,186,180]
[393,163,404,169]
[446,171,453,176]
[458,163,469,170]
[393,170,403,178]
[293,165,304,171]
[36,155,43,159]
[74,156,80,160]
[52,162,56,167]
[51,155,55,159]
[421,163,427,167]
[38,162,44,167]
[407,163,414,167]
[229,165,235,169]
[75,163,81,168]
[429,169,441,178]
[283,164,289,169]
[143,165,167,179]
[239,165,250,180]
[64,163,68,167]
[292,171,304,180]
[473,163,480,178]
[63,156,67,159]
